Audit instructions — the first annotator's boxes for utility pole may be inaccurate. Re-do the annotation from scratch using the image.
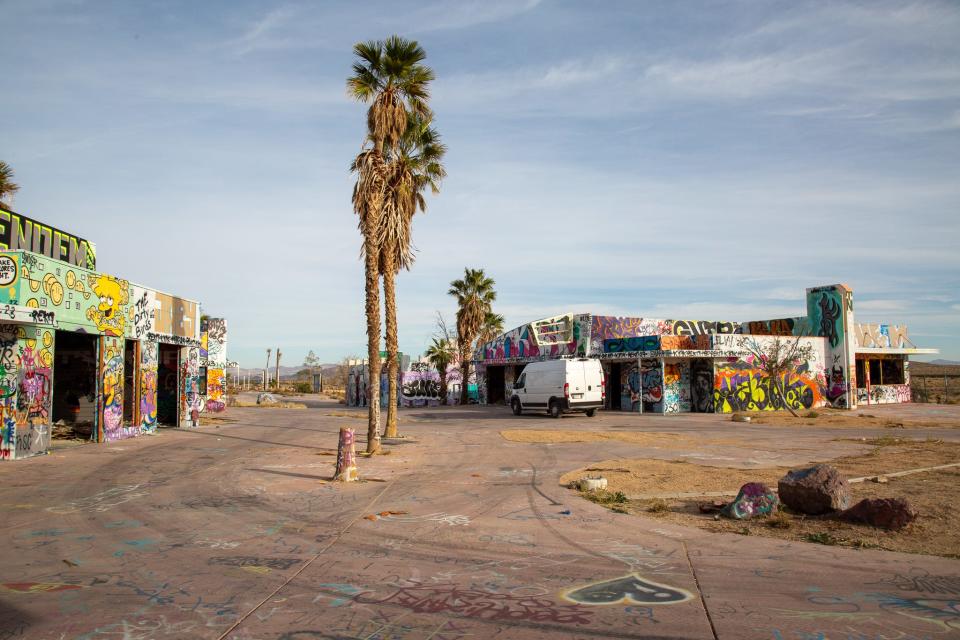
[265,348,272,390]
[275,348,282,390]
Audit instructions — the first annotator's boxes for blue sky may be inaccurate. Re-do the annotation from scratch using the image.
[3,0,958,367]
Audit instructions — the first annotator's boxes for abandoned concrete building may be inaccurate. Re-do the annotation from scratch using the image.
[473,284,937,413]
[0,207,228,460]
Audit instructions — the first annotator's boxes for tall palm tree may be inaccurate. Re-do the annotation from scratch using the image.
[424,337,455,405]
[379,113,446,437]
[448,268,497,405]
[348,36,435,453]
[0,161,19,209]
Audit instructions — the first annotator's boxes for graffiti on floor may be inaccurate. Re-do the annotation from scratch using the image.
[370,512,471,527]
[357,581,593,624]
[562,574,692,606]
[47,485,149,514]
[870,573,960,595]
[207,556,301,570]
[1,581,87,593]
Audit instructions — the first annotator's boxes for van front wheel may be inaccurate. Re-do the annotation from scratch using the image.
[549,401,562,419]
[511,398,522,416]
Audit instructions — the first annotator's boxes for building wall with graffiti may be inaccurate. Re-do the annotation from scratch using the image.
[0,323,53,460]
[713,336,828,414]
[0,244,218,460]
[471,284,933,412]
[200,317,228,413]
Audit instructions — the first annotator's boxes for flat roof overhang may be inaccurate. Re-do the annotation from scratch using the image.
[855,348,939,355]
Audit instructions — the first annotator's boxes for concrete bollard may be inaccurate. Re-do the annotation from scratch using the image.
[334,427,359,482]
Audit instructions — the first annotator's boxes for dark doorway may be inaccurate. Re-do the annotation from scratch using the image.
[157,344,179,426]
[691,359,714,413]
[487,366,505,404]
[52,331,99,431]
[607,362,622,410]
[123,340,137,425]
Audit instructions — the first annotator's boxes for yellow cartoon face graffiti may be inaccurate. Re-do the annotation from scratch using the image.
[85,275,128,335]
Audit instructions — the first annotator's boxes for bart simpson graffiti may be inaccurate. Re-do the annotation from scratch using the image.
[86,274,129,336]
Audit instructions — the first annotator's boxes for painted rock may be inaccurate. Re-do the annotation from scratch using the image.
[257,392,278,405]
[720,482,778,520]
[840,497,917,530]
[778,464,850,515]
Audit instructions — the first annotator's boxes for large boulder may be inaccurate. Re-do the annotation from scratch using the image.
[777,464,850,515]
[840,497,917,530]
[257,392,278,405]
[720,482,778,520]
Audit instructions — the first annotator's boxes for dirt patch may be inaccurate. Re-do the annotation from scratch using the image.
[563,439,960,558]
[744,408,960,429]
[232,401,307,409]
[500,429,745,448]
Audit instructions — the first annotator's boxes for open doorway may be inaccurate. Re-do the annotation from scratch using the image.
[52,331,98,439]
[606,362,622,410]
[123,340,138,425]
[157,344,179,426]
[486,366,505,404]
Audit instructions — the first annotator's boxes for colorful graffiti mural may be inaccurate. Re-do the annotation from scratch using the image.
[181,347,201,426]
[663,361,691,413]
[86,274,128,336]
[205,368,225,412]
[101,337,138,441]
[714,363,825,413]
[857,384,911,405]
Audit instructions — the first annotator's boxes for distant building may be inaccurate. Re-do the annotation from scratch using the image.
[471,284,937,413]
[0,206,227,460]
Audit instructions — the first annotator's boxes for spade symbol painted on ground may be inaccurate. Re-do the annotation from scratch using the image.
[563,574,692,605]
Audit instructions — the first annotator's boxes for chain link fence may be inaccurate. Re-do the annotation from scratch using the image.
[911,375,960,404]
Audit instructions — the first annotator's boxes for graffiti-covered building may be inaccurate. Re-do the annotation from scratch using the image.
[473,284,937,414]
[0,206,228,460]
[345,355,480,408]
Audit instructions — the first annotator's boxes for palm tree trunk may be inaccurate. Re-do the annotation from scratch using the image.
[460,354,471,405]
[439,368,448,405]
[383,263,399,438]
[364,237,382,455]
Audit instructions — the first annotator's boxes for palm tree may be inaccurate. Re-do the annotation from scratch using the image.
[0,161,19,209]
[477,312,505,347]
[424,337,455,405]
[448,268,497,405]
[379,113,446,437]
[348,36,435,453]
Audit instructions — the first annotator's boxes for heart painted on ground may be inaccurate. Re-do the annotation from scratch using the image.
[563,574,692,605]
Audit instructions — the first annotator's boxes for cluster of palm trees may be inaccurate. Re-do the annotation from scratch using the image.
[425,269,503,406]
[348,36,446,454]
[0,161,19,209]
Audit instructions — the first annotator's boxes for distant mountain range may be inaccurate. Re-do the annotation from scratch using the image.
[235,364,338,380]
[929,359,960,366]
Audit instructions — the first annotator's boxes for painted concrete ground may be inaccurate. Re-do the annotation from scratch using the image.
[1,400,959,640]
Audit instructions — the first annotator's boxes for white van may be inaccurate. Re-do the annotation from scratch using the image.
[510,358,604,418]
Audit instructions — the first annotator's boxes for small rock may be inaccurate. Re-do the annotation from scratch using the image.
[698,500,726,514]
[778,464,850,515]
[731,413,752,423]
[871,475,889,484]
[257,393,278,405]
[578,477,608,491]
[840,497,917,530]
[720,483,778,520]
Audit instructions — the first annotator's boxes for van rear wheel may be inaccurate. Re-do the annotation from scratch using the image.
[549,401,562,419]
[511,398,522,416]
[586,408,597,417]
